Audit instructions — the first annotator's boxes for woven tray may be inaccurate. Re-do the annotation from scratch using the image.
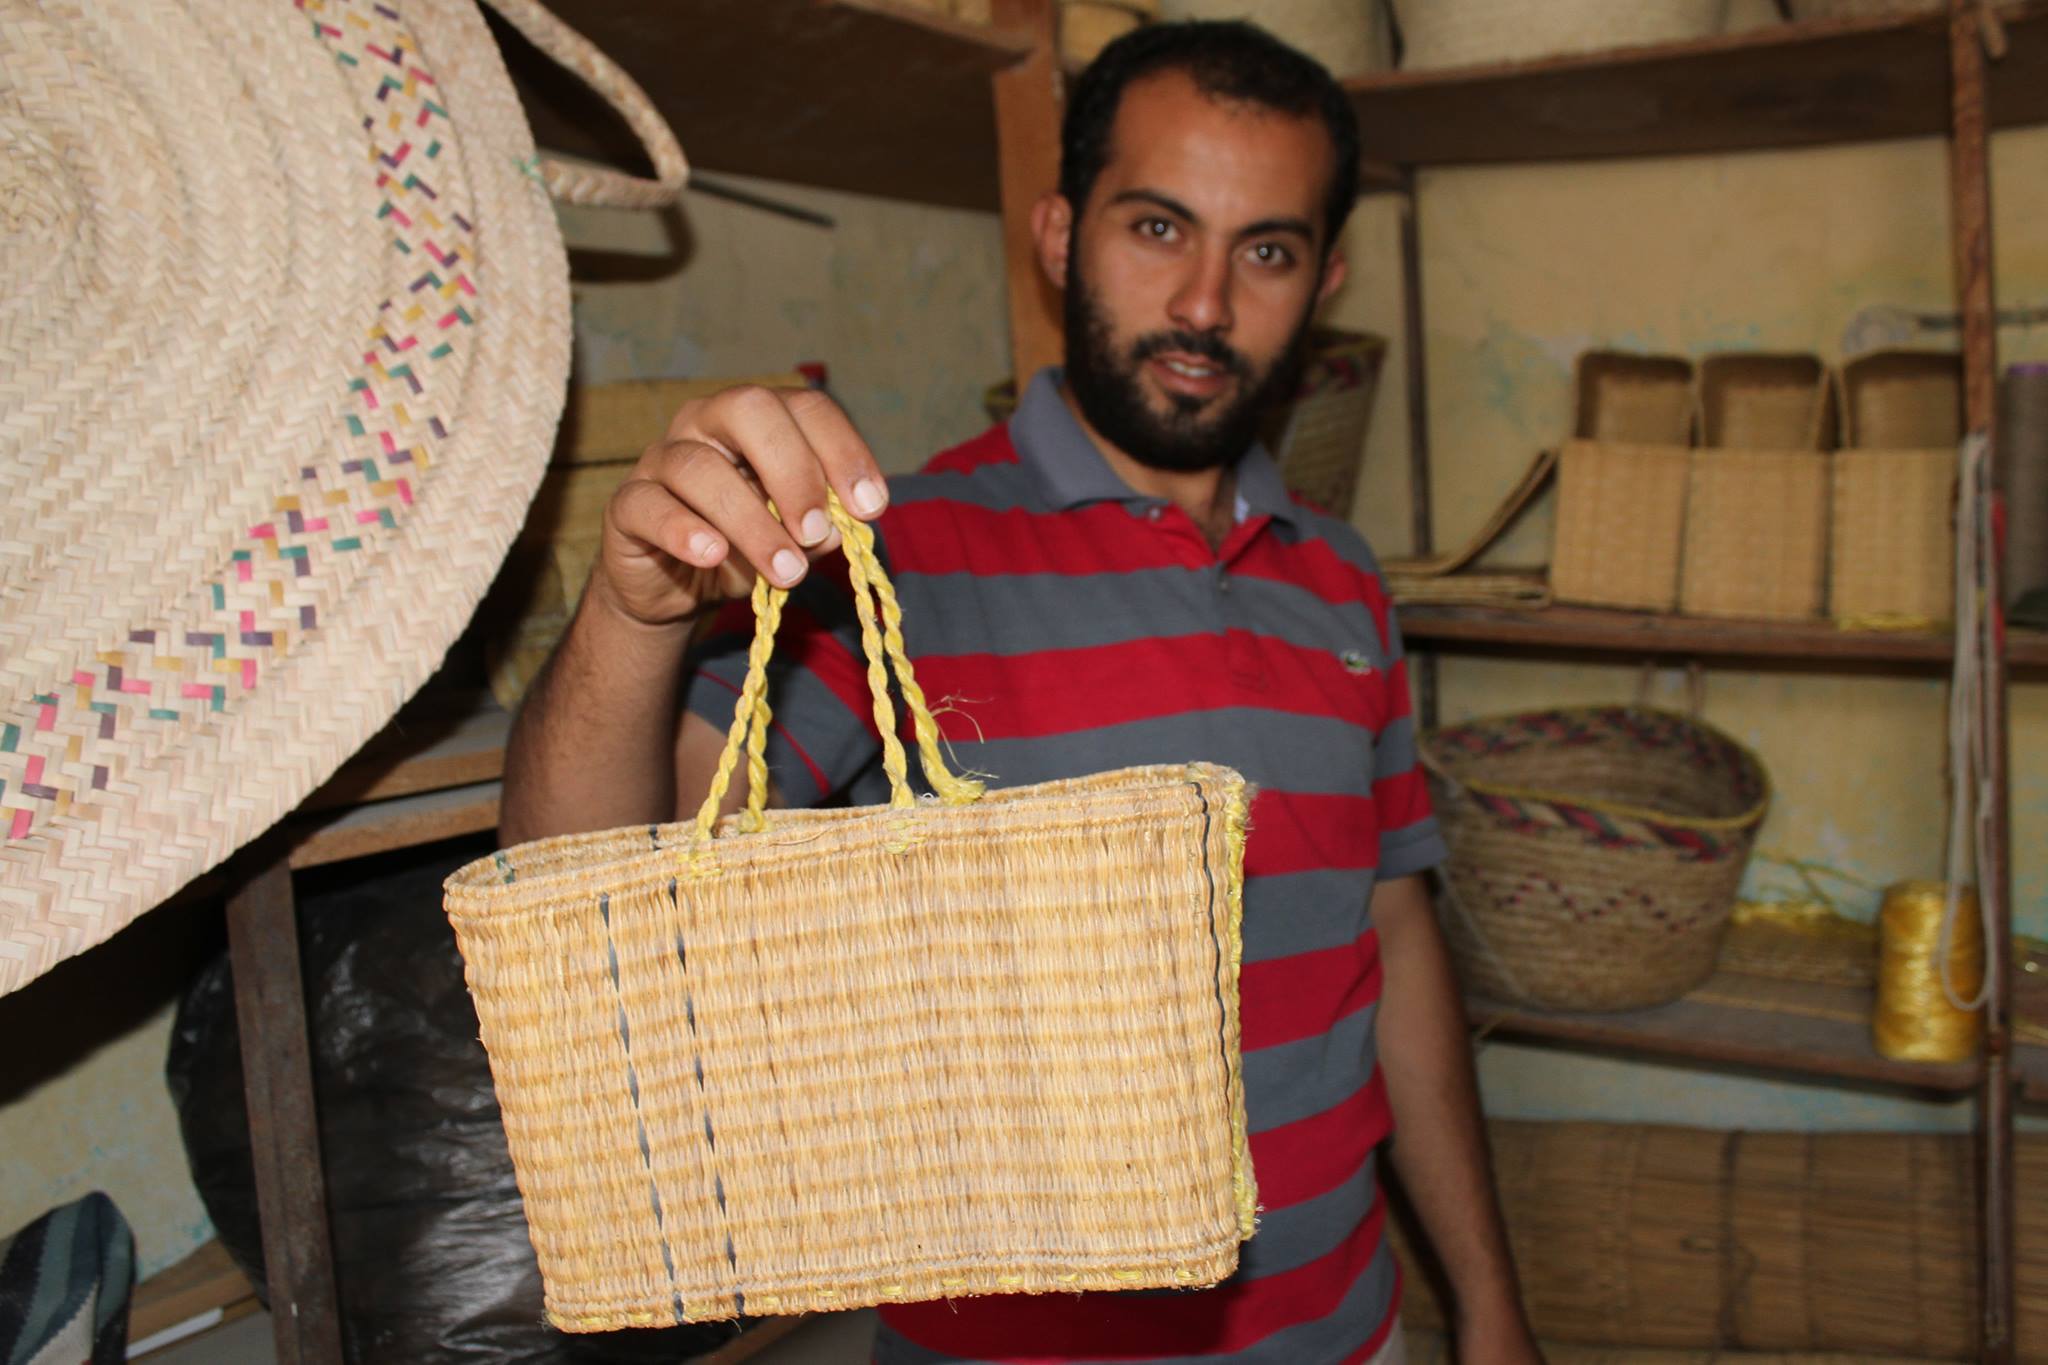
[1551,439,1691,611]
[1829,447,1955,623]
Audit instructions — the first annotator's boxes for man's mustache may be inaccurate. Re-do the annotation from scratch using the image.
[1129,330,1252,380]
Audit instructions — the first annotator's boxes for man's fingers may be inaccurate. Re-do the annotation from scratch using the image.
[781,386,889,520]
[640,438,810,587]
[609,475,727,569]
[682,385,838,550]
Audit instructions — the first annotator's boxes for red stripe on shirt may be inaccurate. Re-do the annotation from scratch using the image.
[1246,790,1379,877]
[1372,766,1434,847]
[695,672,830,798]
[920,425,1019,476]
[879,1189,1390,1361]
[913,634,1392,741]
[1247,1071,1391,1210]
[1239,929,1382,1053]
[1233,535,1396,645]
[883,499,1212,578]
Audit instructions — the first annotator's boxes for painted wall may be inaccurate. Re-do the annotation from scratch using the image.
[557,173,1010,471]
[1321,124,2048,1131]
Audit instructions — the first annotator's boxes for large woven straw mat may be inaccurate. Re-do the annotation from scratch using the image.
[0,0,685,992]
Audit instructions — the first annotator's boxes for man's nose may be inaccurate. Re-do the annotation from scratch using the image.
[1167,247,1233,336]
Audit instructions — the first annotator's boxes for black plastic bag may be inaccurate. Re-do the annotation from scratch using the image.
[166,836,742,1364]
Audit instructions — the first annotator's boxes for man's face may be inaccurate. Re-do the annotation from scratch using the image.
[1058,71,1343,474]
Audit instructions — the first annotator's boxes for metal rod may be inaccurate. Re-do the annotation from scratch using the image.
[1945,3,2013,1359]
[686,175,835,228]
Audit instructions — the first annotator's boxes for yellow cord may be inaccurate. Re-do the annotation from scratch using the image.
[1873,880,1985,1063]
[690,491,984,853]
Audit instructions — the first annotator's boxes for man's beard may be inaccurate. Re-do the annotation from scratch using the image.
[1062,257,1315,475]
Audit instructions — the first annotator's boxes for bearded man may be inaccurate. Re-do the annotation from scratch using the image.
[502,20,1539,1365]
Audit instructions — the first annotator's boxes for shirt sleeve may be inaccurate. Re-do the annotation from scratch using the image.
[682,552,883,809]
[1371,597,1449,881]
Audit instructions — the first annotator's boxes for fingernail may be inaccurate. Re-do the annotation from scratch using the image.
[852,477,886,516]
[771,549,805,585]
[688,532,722,562]
[800,508,829,545]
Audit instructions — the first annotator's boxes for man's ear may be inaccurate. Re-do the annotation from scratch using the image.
[1031,192,1074,290]
[1316,245,1348,305]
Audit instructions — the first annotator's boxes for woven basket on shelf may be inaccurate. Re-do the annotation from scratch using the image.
[1832,349,1959,623]
[1575,350,1697,445]
[1551,439,1691,611]
[1422,707,1771,1013]
[1393,0,1728,70]
[1160,0,1391,76]
[1680,354,1832,621]
[1259,327,1387,516]
[1830,447,1956,624]
[1059,0,1157,65]
[444,496,1255,1330]
[1787,0,1943,18]
[1840,349,1963,449]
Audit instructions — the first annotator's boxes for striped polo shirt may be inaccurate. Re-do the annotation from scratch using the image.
[684,368,1445,1363]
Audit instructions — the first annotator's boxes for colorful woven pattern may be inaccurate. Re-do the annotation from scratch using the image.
[1423,706,1771,1011]
[0,0,610,992]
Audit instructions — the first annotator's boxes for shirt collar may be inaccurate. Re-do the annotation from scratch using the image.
[1009,366,1303,531]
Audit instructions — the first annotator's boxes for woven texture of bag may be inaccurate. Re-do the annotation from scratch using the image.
[1423,707,1770,1013]
[445,498,1255,1329]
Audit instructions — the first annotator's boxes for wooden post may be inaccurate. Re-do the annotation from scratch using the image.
[1945,4,2013,1361]
[991,0,1064,385]
[1399,168,1440,730]
[225,851,345,1365]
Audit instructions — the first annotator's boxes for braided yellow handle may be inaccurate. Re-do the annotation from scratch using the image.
[691,493,985,843]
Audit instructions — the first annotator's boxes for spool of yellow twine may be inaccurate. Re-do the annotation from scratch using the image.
[1873,880,1985,1062]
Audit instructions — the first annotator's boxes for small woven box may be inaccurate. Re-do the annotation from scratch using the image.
[1680,354,1833,621]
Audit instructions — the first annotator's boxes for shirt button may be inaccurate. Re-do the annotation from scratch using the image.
[1146,506,1164,522]
[1217,574,1232,594]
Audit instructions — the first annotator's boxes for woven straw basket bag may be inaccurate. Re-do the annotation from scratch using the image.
[445,498,1257,1330]
[1423,706,1770,1013]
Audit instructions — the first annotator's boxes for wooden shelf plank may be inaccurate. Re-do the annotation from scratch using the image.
[1347,2,2048,170]
[494,0,1033,212]
[1467,973,1991,1094]
[300,691,511,812]
[1396,601,2048,668]
[288,782,501,870]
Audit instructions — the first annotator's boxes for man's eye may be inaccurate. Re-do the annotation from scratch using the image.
[1137,218,1178,241]
[1248,242,1295,267]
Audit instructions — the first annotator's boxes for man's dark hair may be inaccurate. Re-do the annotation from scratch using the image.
[1059,20,1362,250]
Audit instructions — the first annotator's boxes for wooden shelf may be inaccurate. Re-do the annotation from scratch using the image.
[1396,601,2048,669]
[1347,2,2048,170]
[287,690,509,867]
[1468,970,2048,1098]
[493,0,1032,212]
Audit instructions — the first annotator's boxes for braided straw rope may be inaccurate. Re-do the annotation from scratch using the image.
[0,0,683,993]
[444,503,1256,1329]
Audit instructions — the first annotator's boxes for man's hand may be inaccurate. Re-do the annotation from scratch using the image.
[592,384,890,630]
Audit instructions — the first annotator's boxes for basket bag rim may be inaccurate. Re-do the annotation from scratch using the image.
[1421,704,1772,834]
